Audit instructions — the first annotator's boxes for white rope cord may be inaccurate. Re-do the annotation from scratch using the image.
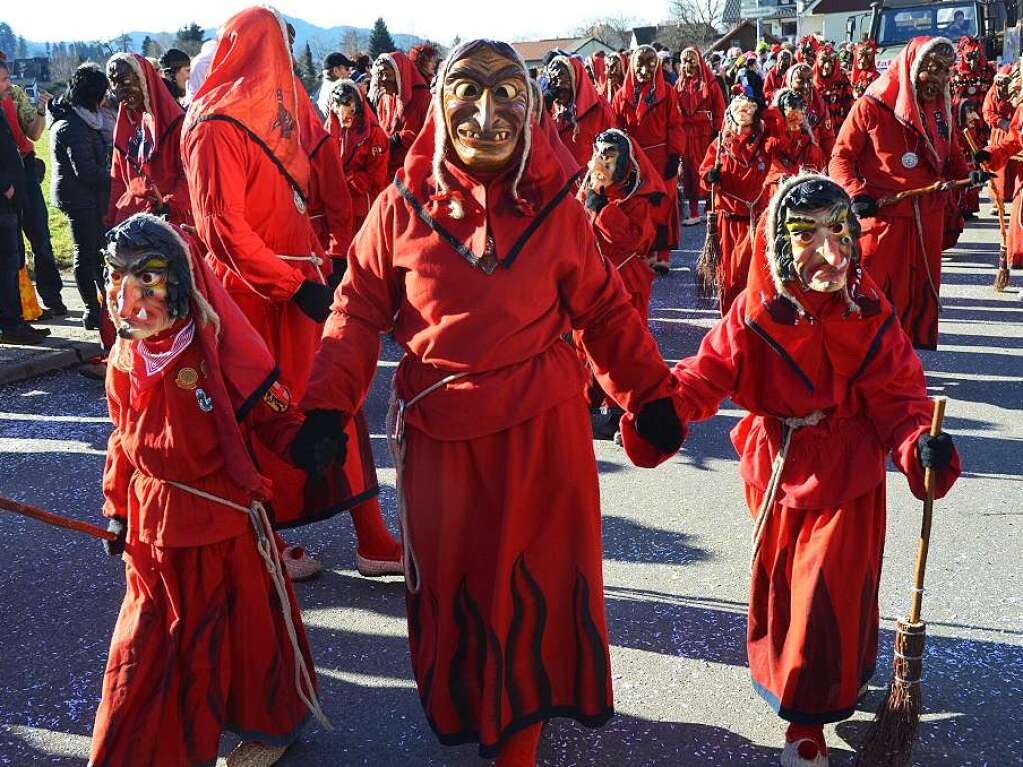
[277,253,326,284]
[616,253,639,270]
[749,410,826,574]
[166,481,333,731]
[911,198,942,309]
[384,372,467,594]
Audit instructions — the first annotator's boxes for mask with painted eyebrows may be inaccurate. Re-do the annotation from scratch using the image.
[107,59,144,110]
[442,44,529,171]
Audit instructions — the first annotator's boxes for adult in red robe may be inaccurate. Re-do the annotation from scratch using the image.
[604,51,627,103]
[544,53,614,169]
[325,79,390,236]
[296,39,682,765]
[621,174,960,765]
[91,214,324,767]
[294,75,353,273]
[951,37,994,218]
[105,53,190,226]
[795,34,821,65]
[611,45,686,274]
[700,94,770,314]
[977,104,1023,272]
[982,65,1018,206]
[830,36,976,350]
[763,48,793,104]
[676,47,726,225]
[586,51,607,93]
[813,44,853,129]
[850,40,880,99]
[182,7,400,576]
[785,62,835,156]
[763,89,827,203]
[370,50,431,180]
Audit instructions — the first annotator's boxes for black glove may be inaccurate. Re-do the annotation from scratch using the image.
[328,257,347,291]
[973,149,992,165]
[291,410,348,474]
[634,397,684,454]
[705,167,721,185]
[103,517,126,557]
[292,280,333,323]
[969,169,994,186]
[665,154,680,179]
[917,432,954,471]
[584,187,608,213]
[851,194,878,219]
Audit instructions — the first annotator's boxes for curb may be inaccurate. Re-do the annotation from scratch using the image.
[0,340,102,387]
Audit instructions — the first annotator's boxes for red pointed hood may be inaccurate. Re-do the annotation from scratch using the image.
[110,53,185,167]
[587,52,607,90]
[812,44,849,89]
[183,6,310,198]
[851,40,879,83]
[324,79,382,167]
[676,47,716,110]
[549,54,606,122]
[622,45,670,122]
[579,128,667,204]
[293,74,331,158]
[796,35,821,63]
[370,50,428,126]
[955,36,987,75]
[864,36,953,170]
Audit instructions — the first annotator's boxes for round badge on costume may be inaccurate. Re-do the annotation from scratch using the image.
[293,189,306,214]
[175,367,199,390]
[902,151,919,169]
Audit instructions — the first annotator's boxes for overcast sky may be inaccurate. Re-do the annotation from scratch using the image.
[5,0,668,44]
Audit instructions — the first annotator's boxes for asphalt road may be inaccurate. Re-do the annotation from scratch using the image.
[0,205,1020,766]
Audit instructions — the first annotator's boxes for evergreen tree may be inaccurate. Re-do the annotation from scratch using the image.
[368,18,396,59]
[174,23,206,56]
[141,35,162,58]
[0,23,16,57]
[16,35,28,59]
[301,43,316,78]
[114,33,132,53]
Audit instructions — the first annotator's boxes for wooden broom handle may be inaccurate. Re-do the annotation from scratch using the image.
[962,131,1008,245]
[877,179,971,209]
[0,495,117,541]
[909,397,947,623]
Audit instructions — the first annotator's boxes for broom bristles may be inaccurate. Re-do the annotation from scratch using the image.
[855,619,926,767]
[695,210,721,305]
[994,248,1010,292]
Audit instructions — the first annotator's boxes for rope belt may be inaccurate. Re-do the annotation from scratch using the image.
[748,411,826,574]
[385,372,468,594]
[165,481,332,731]
[277,253,326,284]
[616,253,639,270]
[911,198,942,310]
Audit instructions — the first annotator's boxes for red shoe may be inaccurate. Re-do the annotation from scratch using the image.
[355,539,403,577]
[781,723,828,766]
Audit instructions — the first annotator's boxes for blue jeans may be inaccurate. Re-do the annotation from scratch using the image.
[0,210,26,330]
[21,152,64,308]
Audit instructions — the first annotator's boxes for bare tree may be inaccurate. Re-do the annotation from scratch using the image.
[670,0,726,31]
[342,29,361,57]
[576,16,637,50]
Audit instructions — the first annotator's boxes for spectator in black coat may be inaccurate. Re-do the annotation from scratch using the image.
[49,63,111,330]
[0,60,50,344]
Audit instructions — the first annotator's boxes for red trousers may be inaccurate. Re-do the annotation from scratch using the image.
[681,127,713,218]
[746,483,886,724]
[402,397,613,756]
[859,208,944,350]
[90,532,315,765]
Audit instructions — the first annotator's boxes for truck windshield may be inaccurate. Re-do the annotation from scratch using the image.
[878,3,978,45]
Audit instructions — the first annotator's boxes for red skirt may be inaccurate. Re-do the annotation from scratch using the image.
[89,531,315,766]
[680,127,713,216]
[859,210,943,350]
[746,483,886,724]
[402,396,613,756]
[229,288,380,527]
[716,212,755,315]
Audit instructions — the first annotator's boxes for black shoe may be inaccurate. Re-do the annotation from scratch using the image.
[1,325,49,345]
[44,303,68,317]
[653,263,670,276]
[82,308,102,330]
[37,308,55,321]
[590,406,625,441]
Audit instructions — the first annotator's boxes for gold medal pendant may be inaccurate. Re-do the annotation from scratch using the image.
[175,368,199,390]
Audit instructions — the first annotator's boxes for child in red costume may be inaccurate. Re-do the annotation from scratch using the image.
[91,214,328,767]
[700,93,770,314]
[676,47,726,226]
[785,63,835,157]
[764,89,827,202]
[621,174,960,767]
[182,7,400,579]
[611,45,686,275]
[294,75,353,276]
[370,50,431,180]
[295,39,683,766]
[105,53,191,226]
[850,40,880,99]
[325,79,390,235]
[830,36,981,350]
[812,44,853,129]
[976,100,1023,273]
[764,48,794,104]
[544,53,615,169]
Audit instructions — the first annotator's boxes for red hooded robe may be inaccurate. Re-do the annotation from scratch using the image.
[981,103,1023,268]
[374,50,431,180]
[325,84,390,232]
[762,93,827,203]
[620,174,960,724]
[611,48,686,266]
[785,64,835,157]
[106,53,191,226]
[763,53,793,104]
[813,45,854,128]
[982,65,1017,206]
[300,53,677,754]
[587,52,607,93]
[851,41,880,99]
[91,220,316,766]
[548,54,615,169]
[676,47,726,220]
[830,36,971,350]
[182,7,379,528]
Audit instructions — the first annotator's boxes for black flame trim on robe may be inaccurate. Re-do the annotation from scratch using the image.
[505,554,553,719]
[450,578,489,733]
[572,571,610,709]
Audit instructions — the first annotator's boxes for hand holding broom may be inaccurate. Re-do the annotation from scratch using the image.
[963,132,1010,291]
[695,139,723,306]
[856,397,948,767]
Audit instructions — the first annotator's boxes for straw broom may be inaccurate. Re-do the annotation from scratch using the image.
[695,140,723,305]
[855,397,947,767]
[961,131,1010,291]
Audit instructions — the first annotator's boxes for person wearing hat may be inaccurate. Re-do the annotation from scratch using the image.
[316,51,354,116]
[159,48,191,104]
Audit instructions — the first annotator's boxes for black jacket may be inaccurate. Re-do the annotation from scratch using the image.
[0,108,25,216]
[49,98,110,212]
